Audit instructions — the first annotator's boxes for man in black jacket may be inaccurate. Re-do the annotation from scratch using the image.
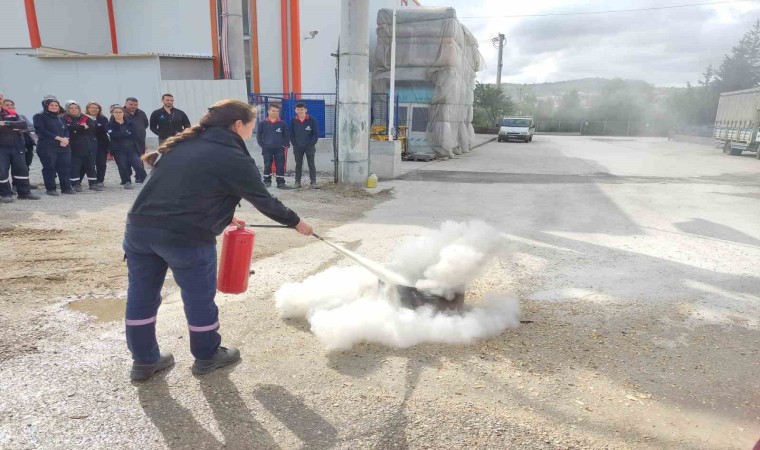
[0,91,39,202]
[256,104,289,188]
[125,97,149,154]
[149,94,191,144]
[289,102,320,189]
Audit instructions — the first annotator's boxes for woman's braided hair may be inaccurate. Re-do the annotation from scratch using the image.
[141,99,256,166]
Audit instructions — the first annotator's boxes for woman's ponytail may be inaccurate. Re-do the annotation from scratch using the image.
[141,99,256,167]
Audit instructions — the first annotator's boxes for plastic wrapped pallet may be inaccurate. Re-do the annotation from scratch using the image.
[373,7,484,158]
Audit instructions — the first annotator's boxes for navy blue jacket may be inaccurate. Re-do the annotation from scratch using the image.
[128,127,300,243]
[289,115,319,148]
[149,107,191,141]
[92,115,110,151]
[33,110,69,152]
[0,108,27,148]
[107,119,139,154]
[256,118,289,149]
[64,114,98,157]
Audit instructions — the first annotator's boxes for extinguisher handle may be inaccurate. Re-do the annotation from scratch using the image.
[245,224,291,229]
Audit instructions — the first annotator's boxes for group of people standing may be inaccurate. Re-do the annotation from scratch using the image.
[0,92,191,202]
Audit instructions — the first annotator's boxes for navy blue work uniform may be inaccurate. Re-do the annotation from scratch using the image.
[256,118,289,186]
[64,113,98,189]
[124,126,300,363]
[33,100,72,194]
[92,115,110,184]
[108,118,146,184]
[0,107,32,198]
[290,114,320,185]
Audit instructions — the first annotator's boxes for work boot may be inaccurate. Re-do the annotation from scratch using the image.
[61,190,76,195]
[17,193,41,200]
[263,179,272,188]
[0,196,14,204]
[130,352,175,381]
[192,347,241,376]
[89,183,104,192]
[294,182,302,189]
[73,184,83,193]
[310,182,321,190]
[123,182,133,190]
[276,184,291,190]
[46,190,60,196]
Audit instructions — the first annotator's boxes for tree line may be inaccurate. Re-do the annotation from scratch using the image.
[473,20,760,130]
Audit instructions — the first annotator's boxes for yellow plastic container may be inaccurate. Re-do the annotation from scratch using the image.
[367,173,378,188]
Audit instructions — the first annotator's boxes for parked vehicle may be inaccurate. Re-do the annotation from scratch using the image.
[498,116,535,142]
[713,87,760,159]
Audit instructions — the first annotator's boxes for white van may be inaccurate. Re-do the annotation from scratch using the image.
[498,116,535,143]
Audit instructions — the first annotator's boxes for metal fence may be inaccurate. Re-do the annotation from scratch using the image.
[249,93,336,138]
[248,93,400,140]
[370,93,400,139]
[534,120,670,137]
[673,124,714,138]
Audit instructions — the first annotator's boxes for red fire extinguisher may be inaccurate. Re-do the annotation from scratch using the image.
[217,221,255,294]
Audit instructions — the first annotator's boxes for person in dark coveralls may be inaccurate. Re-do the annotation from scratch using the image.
[124,97,149,154]
[85,102,110,188]
[63,101,102,192]
[124,99,313,381]
[108,106,146,190]
[34,98,73,196]
[0,92,40,202]
[2,99,36,169]
[3,98,39,191]
[149,93,191,144]
[290,102,321,189]
[256,103,290,189]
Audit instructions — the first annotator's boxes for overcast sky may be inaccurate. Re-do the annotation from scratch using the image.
[417,0,760,86]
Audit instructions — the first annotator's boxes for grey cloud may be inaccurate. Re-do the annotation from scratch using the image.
[443,0,760,85]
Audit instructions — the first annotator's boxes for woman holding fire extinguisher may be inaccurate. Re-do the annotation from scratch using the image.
[123,99,312,381]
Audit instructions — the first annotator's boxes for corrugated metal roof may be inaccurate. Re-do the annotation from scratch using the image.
[34,48,212,59]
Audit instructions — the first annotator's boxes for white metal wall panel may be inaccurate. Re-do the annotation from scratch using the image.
[2,0,32,49]
[0,51,161,118]
[114,0,212,56]
[256,0,284,92]
[159,79,248,124]
[299,0,339,93]
[35,0,111,54]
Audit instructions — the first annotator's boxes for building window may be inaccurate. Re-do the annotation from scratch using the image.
[411,106,428,132]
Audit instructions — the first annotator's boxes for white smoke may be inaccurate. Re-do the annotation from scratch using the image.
[274,221,520,351]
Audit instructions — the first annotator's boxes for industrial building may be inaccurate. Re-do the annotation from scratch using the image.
[0,0,421,123]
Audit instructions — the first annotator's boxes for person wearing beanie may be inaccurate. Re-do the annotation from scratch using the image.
[33,98,73,196]
[63,100,102,192]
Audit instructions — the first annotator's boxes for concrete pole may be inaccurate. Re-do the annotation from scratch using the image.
[338,0,370,184]
[496,33,505,91]
[226,0,246,80]
[388,8,397,140]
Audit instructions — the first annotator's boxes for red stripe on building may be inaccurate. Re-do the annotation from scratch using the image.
[106,0,118,54]
[24,0,41,48]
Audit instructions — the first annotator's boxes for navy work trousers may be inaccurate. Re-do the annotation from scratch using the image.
[39,147,72,193]
[262,147,286,186]
[123,225,221,363]
[115,147,146,184]
[293,145,317,184]
[0,145,31,197]
[70,152,97,188]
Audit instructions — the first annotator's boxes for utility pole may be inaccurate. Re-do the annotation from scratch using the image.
[337,0,370,184]
[495,33,505,91]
